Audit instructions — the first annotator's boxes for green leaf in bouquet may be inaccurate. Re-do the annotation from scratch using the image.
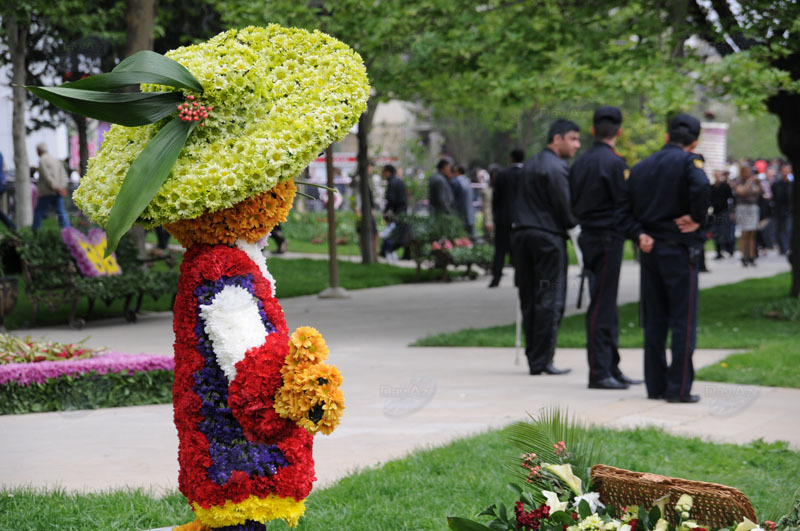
[551,511,576,525]
[521,491,538,507]
[447,517,495,531]
[104,116,195,255]
[508,483,523,495]
[649,505,662,524]
[638,506,650,529]
[477,504,498,517]
[579,499,592,519]
[25,87,183,126]
[497,502,508,523]
[604,505,617,518]
[489,521,512,531]
[62,50,203,93]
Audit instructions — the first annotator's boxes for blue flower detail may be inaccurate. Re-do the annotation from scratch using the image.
[192,274,286,486]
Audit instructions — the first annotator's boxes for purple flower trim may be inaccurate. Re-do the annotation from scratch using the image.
[61,227,121,277]
[193,274,286,486]
[0,352,174,386]
[216,521,267,531]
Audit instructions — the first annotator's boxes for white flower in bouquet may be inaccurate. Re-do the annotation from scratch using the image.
[619,524,632,531]
[654,518,669,531]
[577,514,605,530]
[603,520,623,531]
[543,463,583,495]
[676,494,694,512]
[734,518,760,531]
[573,492,606,513]
[542,490,569,513]
[680,521,700,530]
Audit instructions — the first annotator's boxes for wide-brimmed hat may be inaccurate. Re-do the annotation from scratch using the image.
[35,25,368,247]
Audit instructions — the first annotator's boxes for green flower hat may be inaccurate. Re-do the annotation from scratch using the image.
[72,25,369,230]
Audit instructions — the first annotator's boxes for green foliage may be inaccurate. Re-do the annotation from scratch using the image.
[282,210,358,245]
[269,257,451,299]
[507,407,604,495]
[0,369,173,415]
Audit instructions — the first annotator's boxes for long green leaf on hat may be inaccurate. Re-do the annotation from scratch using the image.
[26,86,183,126]
[104,116,196,256]
[61,50,203,93]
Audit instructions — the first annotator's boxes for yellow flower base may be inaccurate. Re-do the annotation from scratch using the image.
[192,494,306,528]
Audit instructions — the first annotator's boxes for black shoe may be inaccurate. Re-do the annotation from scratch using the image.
[713,255,723,260]
[648,393,665,400]
[488,279,500,288]
[699,267,710,273]
[665,394,701,403]
[588,377,629,390]
[613,373,643,385]
[530,364,571,375]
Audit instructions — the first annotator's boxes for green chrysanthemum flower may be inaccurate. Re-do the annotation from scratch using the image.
[74,25,370,227]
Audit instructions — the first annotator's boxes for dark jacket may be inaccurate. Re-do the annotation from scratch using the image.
[569,141,628,236]
[428,172,454,216]
[513,148,576,238]
[710,181,733,215]
[384,175,408,217]
[618,144,710,246]
[772,179,793,217]
[493,163,523,227]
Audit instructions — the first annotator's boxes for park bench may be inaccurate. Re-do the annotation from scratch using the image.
[16,228,179,329]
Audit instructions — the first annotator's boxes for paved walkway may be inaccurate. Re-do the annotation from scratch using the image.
[0,252,795,495]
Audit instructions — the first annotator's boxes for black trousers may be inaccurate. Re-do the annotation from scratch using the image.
[491,224,512,282]
[579,231,624,383]
[512,228,567,372]
[640,241,700,398]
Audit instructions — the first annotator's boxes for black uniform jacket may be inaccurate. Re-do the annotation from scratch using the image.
[513,148,576,238]
[618,143,710,246]
[569,141,628,236]
[492,164,523,227]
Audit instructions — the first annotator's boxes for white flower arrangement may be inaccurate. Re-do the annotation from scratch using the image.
[236,239,276,297]
[199,284,268,381]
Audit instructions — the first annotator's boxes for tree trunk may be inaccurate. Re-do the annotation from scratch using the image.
[357,98,378,264]
[5,15,33,228]
[73,114,89,176]
[325,145,339,288]
[124,0,156,55]
[767,90,800,297]
[123,0,156,259]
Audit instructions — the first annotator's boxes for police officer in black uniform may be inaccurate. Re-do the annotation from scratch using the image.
[512,119,580,375]
[569,106,643,390]
[618,114,710,403]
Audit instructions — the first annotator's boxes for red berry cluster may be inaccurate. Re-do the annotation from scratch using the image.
[177,95,212,127]
[515,501,551,531]
[521,452,542,483]
[764,522,776,531]
[554,441,567,456]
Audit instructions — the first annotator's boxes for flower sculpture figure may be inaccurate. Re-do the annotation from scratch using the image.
[27,24,369,530]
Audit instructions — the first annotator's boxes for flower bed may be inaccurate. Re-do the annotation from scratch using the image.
[0,335,174,414]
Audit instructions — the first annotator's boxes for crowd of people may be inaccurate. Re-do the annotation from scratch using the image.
[709,158,793,267]
[426,108,793,404]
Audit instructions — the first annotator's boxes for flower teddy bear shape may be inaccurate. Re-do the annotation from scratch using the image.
[44,25,368,531]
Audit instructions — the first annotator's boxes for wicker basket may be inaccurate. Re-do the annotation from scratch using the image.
[591,464,756,529]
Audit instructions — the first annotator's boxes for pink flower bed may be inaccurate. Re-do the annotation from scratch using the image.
[0,352,174,386]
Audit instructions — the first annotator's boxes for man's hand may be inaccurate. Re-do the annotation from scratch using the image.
[638,233,654,254]
[674,214,700,233]
[58,188,67,197]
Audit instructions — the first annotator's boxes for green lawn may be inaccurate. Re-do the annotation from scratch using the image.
[278,239,361,256]
[412,273,799,388]
[2,255,445,329]
[1,425,797,530]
